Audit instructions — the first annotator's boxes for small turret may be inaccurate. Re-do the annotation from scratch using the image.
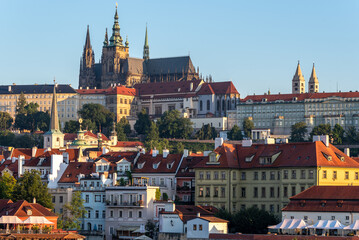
[109,6,123,46]
[292,61,305,94]
[103,28,109,47]
[125,35,129,47]
[308,63,319,93]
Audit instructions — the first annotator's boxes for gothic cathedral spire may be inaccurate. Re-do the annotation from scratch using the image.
[79,26,97,89]
[308,63,319,93]
[109,6,123,46]
[292,61,305,94]
[103,28,109,47]
[50,84,60,132]
[143,24,149,60]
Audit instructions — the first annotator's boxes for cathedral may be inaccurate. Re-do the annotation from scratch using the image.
[79,7,200,89]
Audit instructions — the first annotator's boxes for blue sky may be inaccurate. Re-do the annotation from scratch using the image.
[0,0,358,97]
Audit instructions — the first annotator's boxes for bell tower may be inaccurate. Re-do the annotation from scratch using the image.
[292,61,305,94]
[143,25,149,60]
[79,26,97,89]
[308,63,319,93]
[101,6,129,88]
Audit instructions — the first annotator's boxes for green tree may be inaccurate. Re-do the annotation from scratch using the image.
[12,170,53,209]
[162,193,168,201]
[290,122,308,142]
[0,172,16,199]
[63,120,80,133]
[58,191,86,230]
[134,109,151,135]
[195,124,217,140]
[242,118,254,138]
[157,110,193,139]
[116,125,128,141]
[345,126,359,144]
[228,124,243,140]
[16,92,27,115]
[0,112,13,130]
[310,123,332,140]
[117,117,131,136]
[173,142,184,154]
[216,207,279,234]
[34,111,50,132]
[332,124,344,145]
[78,103,115,134]
[145,220,157,239]
[155,188,161,200]
[146,122,159,142]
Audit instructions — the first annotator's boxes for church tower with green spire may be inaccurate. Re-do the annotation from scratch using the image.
[43,84,64,149]
[143,25,149,60]
[100,6,130,88]
[79,25,97,89]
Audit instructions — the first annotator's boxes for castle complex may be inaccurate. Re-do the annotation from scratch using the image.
[79,7,200,89]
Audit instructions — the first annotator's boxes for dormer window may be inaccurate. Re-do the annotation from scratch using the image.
[335,153,345,162]
[320,200,326,207]
[322,152,332,161]
[209,153,217,162]
[27,209,32,215]
[38,158,45,166]
[138,162,145,169]
[245,154,255,162]
[153,162,160,169]
[337,200,343,207]
[262,98,267,102]
[300,200,306,207]
[292,97,298,102]
[167,162,174,169]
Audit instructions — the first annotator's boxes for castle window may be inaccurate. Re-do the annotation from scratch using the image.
[200,101,203,111]
[207,100,210,111]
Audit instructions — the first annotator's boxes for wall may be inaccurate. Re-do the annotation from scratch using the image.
[159,214,183,233]
[187,218,209,239]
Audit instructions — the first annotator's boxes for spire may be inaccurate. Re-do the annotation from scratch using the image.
[125,35,129,47]
[50,84,60,132]
[143,24,149,60]
[103,28,109,46]
[292,61,305,94]
[308,63,319,93]
[295,61,303,77]
[109,6,123,46]
[309,63,318,83]
[85,25,91,49]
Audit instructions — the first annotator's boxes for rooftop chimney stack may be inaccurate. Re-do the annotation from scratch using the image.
[344,148,350,157]
[163,149,169,158]
[215,138,224,150]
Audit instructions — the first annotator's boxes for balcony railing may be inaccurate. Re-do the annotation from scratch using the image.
[106,200,144,207]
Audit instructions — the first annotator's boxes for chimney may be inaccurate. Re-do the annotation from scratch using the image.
[11,157,16,163]
[8,86,11,92]
[32,146,37,157]
[344,148,350,157]
[94,87,97,89]
[86,86,89,90]
[101,173,106,183]
[102,147,109,155]
[312,135,321,142]
[140,148,146,154]
[112,172,117,186]
[320,135,330,147]
[215,138,224,150]
[197,212,201,218]
[163,149,169,158]
[18,155,24,176]
[79,86,82,89]
[242,139,253,147]
[33,198,36,204]
[152,148,158,157]
[190,82,193,91]
[183,149,189,158]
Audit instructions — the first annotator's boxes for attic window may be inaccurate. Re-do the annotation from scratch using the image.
[245,154,255,162]
[322,152,332,161]
[167,162,174,169]
[335,153,345,162]
[320,200,326,207]
[337,200,343,207]
[300,200,306,207]
[262,98,267,102]
[138,162,145,169]
[292,97,298,101]
[153,162,160,169]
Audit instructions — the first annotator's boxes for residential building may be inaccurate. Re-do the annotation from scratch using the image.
[187,215,228,239]
[105,85,137,121]
[282,186,359,226]
[49,188,73,216]
[79,7,200,89]
[105,185,159,239]
[194,137,359,216]
[0,84,77,128]
[132,150,183,200]
[77,88,107,109]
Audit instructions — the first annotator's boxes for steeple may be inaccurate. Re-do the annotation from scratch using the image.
[103,28,109,47]
[85,25,92,49]
[109,6,123,46]
[82,26,95,69]
[50,84,60,132]
[292,61,305,94]
[308,63,319,93]
[125,35,129,47]
[143,25,149,60]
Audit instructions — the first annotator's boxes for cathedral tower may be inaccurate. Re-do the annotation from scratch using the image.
[143,25,149,60]
[101,6,130,88]
[308,63,319,93]
[43,85,64,149]
[292,61,305,94]
[79,26,97,89]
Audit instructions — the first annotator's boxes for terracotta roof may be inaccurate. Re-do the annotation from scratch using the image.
[64,131,109,142]
[23,149,79,167]
[162,205,218,224]
[236,141,359,169]
[241,91,359,103]
[114,141,144,148]
[198,216,229,223]
[176,156,206,178]
[58,162,95,184]
[197,82,239,95]
[283,186,359,212]
[105,86,136,96]
[0,200,57,217]
[194,143,239,169]
[134,80,202,96]
[99,151,138,163]
[76,89,108,95]
[0,160,18,175]
[133,153,182,174]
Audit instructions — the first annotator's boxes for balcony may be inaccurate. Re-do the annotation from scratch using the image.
[176,186,195,192]
[106,200,144,208]
[79,230,104,236]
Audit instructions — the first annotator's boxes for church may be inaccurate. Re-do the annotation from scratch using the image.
[79,6,200,89]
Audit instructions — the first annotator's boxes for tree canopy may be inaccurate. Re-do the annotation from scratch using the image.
[0,132,43,148]
[63,120,80,133]
[12,170,53,209]
[78,103,115,135]
[310,123,332,140]
[195,124,217,140]
[345,126,359,144]
[58,191,86,230]
[290,122,308,142]
[228,125,243,140]
[116,117,131,141]
[134,109,151,135]
[0,112,13,130]
[332,124,344,145]
[0,172,16,199]
[157,110,193,139]
[215,207,279,234]
[14,101,50,132]
[242,118,254,138]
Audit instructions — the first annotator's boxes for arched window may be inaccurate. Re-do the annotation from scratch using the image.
[217,100,220,111]
[200,101,203,111]
[222,100,225,111]
[227,100,230,110]
[207,100,210,111]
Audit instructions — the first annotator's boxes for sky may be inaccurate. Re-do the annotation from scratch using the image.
[0,0,358,97]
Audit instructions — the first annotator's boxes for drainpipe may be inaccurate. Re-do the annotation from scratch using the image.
[317,166,321,186]
[229,169,231,212]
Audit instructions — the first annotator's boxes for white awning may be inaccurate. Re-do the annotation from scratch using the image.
[268,219,308,230]
[344,220,359,230]
[23,216,54,224]
[307,220,345,229]
[0,216,23,224]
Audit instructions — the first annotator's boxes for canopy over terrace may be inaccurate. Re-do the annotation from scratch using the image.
[268,219,308,230]
[344,220,359,230]
[23,216,54,225]
[308,220,345,229]
[0,216,23,224]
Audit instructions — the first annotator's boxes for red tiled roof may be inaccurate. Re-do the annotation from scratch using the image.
[0,200,57,217]
[241,91,359,103]
[64,131,109,141]
[176,156,207,178]
[23,149,79,167]
[0,159,18,175]
[283,186,359,212]
[197,82,239,95]
[105,86,136,96]
[133,153,182,174]
[236,141,359,169]
[134,80,202,96]
[198,216,229,223]
[165,205,218,223]
[10,148,46,160]
[194,143,239,169]
[114,141,144,148]
[58,162,95,184]
[99,151,138,163]
[76,89,108,95]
